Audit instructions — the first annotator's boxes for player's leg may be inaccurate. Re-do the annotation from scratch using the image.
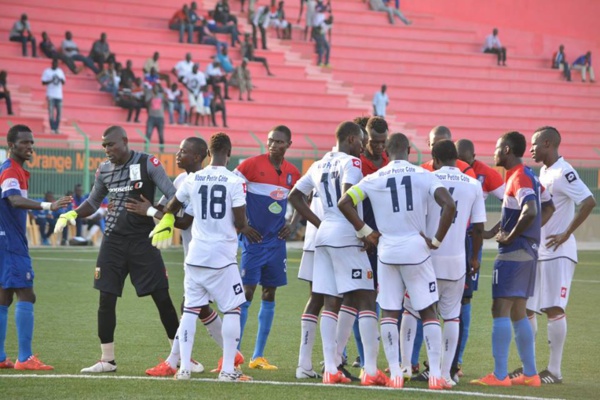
[510,297,539,385]
[0,285,14,368]
[199,305,223,348]
[438,279,462,386]
[238,244,264,348]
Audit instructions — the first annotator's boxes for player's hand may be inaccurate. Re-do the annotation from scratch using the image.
[277,223,292,240]
[149,213,175,249]
[360,231,381,252]
[125,194,152,216]
[546,232,569,251]
[469,257,480,275]
[420,232,438,250]
[54,210,78,233]
[495,230,513,245]
[241,226,262,244]
[51,196,73,211]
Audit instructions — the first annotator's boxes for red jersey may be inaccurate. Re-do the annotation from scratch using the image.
[421,159,477,179]
[471,159,505,200]
[360,152,389,177]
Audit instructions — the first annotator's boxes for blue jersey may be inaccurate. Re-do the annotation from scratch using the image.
[0,159,31,256]
[234,154,300,245]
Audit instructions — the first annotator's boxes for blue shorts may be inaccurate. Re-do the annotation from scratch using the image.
[240,240,287,288]
[0,251,34,289]
[463,234,483,298]
[492,247,537,299]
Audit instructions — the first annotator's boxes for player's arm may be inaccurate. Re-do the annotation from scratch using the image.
[423,186,456,249]
[469,222,484,274]
[233,205,262,243]
[540,199,555,227]
[483,220,501,239]
[496,199,537,245]
[338,185,380,250]
[547,194,595,251]
[6,193,71,211]
[147,156,177,200]
[125,194,193,229]
[288,188,321,228]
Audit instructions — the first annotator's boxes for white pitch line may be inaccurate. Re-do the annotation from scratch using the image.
[0,374,565,400]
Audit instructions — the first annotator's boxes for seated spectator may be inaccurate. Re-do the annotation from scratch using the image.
[40,32,80,74]
[368,0,411,25]
[188,2,203,32]
[206,59,231,99]
[572,51,595,83]
[9,14,37,57]
[182,63,207,124]
[551,45,571,82]
[229,59,253,101]
[198,19,229,51]
[89,33,115,71]
[214,0,238,26]
[242,33,274,75]
[207,11,241,47]
[271,1,292,40]
[482,28,506,66]
[194,86,213,126]
[97,61,119,98]
[252,5,271,50]
[165,82,187,125]
[216,46,234,74]
[31,191,60,245]
[210,85,228,127]
[0,71,14,116]
[315,15,333,67]
[116,78,144,122]
[143,67,161,90]
[145,84,168,153]
[143,52,171,87]
[172,52,195,82]
[72,184,85,236]
[169,4,194,44]
[61,31,99,74]
[120,60,137,85]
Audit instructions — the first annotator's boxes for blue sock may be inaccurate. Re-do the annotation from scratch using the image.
[15,302,34,362]
[0,305,8,362]
[513,317,537,376]
[352,318,364,366]
[492,317,512,380]
[457,303,472,365]
[411,318,423,367]
[252,300,275,359]
[238,301,251,350]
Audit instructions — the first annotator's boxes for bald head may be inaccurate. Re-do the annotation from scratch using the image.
[455,139,475,165]
[428,126,452,149]
[103,125,128,140]
[534,126,561,148]
[386,133,410,160]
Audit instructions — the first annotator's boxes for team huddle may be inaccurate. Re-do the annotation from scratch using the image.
[0,119,595,390]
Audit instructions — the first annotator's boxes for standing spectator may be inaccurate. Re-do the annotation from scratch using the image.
[298,0,317,41]
[169,4,194,44]
[572,52,595,83]
[482,28,507,66]
[41,58,66,134]
[216,47,235,74]
[210,86,228,128]
[61,31,99,74]
[89,33,114,72]
[315,15,332,67]
[182,64,207,124]
[39,32,80,75]
[229,59,253,101]
[198,19,229,51]
[214,0,238,26]
[252,6,271,50]
[172,53,194,83]
[206,59,231,100]
[145,85,168,153]
[372,84,388,117]
[143,52,171,87]
[0,71,14,116]
[368,0,411,25]
[165,83,186,125]
[9,14,37,58]
[120,60,137,85]
[207,11,241,48]
[242,34,274,76]
[552,45,571,82]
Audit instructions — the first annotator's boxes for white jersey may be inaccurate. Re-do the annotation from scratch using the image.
[302,190,325,251]
[159,172,195,256]
[183,71,207,96]
[538,157,593,262]
[426,166,487,280]
[352,160,444,265]
[294,151,363,248]
[175,166,246,269]
[41,67,66,99]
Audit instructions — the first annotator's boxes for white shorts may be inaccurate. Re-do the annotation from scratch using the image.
[312,246,373,297]
[183,263,246,313]
[526,258,576,314]
[436,279,464,320]
[188,93,202,108]
[378,258,438,312]
[298,250,314,282]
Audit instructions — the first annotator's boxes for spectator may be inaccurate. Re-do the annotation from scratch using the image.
[172,52,195,82]
[9,14,37,57]
[169,4,194,44]
[143,67,161,90]
[271,1,292,39]
[552,45,571,82]
[368,0,411,25]
[165,82,187,125]
[572,51,595,83]
[198,19,229,51]
[372,84,389,117]
[116,78,143,122]
[229,59,253,101]
[207,11,241,47]
[120,60,137,85]
[188,2,203,32]
[0,71,14,116]
[194,86,212,126]
[143,52,171,87]
[72,184,85,236]
[216,46,234,74]
[210,85,228,127]
[41,58,66,134]
[206,59,231,100]
[31,191,59,245]
[482,28,506,66]
[145,84,168,153]
[298,0,317,41]
[89,33,114,71]
[214,0,238,26]
[242,33,274,75]
[97,61,119,98]
[61,31,100,74]
[182,63,207,124]
[39,32,80,74]
[315,15,333,67]
[252,5,270,50]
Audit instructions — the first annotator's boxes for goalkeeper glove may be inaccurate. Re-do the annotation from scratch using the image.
[54,210,78,234]
[149,213,175,249]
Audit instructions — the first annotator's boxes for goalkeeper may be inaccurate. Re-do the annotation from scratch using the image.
[55,126,180,374]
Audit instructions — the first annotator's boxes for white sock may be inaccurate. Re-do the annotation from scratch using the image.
[441,319,460,378]
[100,342,115,362]
[528,313,538,338]
[178,311,198,372]
[381,317,401,377]
[400,312,418,371]
[221,310,241,374]
[320,311,338,374]
[358,310,380,376]
[298,313,318,370]
[336,305,357,365]
[547,314,566,378]
[166,329,180,368]
[423,319,442,379]
[202,310,224,348]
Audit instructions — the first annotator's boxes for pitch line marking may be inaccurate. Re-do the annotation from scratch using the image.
[0,374,565,400]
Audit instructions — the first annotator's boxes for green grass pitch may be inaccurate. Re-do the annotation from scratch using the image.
[1,247,599,400]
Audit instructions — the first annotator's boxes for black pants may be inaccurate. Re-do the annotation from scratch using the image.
[43,49,78,74]
[90,52,115,71]
[484,47,506,64]
[252,24,267,50]
[211,103,227,127]
[0,92,13,115]
[10,35,36,57]
[553,61,572,81]
[249,55,270,74]
[207,75,229,98]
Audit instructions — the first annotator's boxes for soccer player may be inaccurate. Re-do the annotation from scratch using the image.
[0,124,72,370]
[422,126,476,179]
[524,126,595,384]
[337,132,457,390]
[471,131,554,387]
[233,125,301,370]
[289,121,386,386]
[149,132,261,381]
[55,126,181,373]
